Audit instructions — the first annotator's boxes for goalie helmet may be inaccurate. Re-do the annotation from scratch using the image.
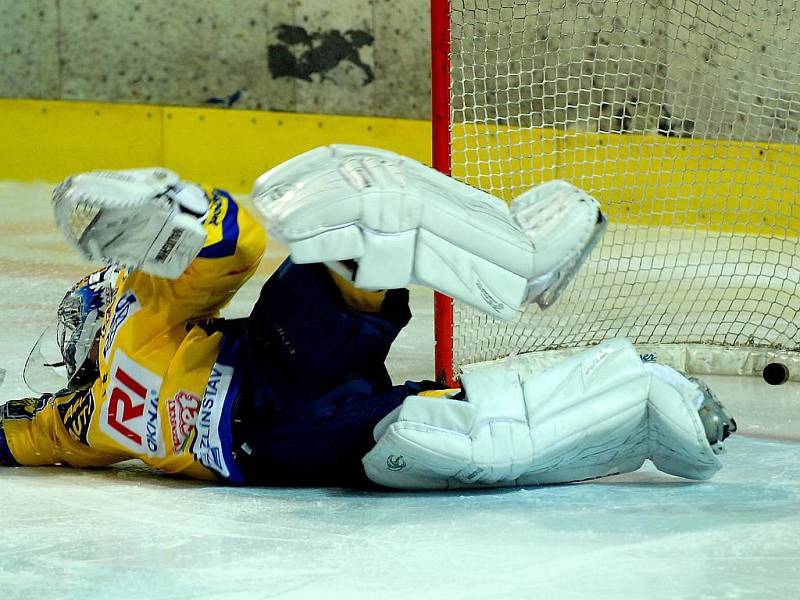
[55,268,117,389]
[24,269,117,393]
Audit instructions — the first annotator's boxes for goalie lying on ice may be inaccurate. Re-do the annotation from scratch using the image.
[0,145,735,488]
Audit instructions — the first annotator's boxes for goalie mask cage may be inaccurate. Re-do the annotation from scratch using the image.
[431,0,800,385]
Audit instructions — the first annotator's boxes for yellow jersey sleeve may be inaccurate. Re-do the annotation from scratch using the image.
[1,391,126,467]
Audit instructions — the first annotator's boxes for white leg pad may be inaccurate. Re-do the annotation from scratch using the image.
[363,338,722,490]
[253,145,602,320]
[413,230,528,319]
[647,373,722,480]
[354,229,416,289]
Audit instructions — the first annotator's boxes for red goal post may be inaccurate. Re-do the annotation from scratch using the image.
[431,0,456,386]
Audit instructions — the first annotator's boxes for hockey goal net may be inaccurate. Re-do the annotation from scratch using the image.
[432,0,800,384]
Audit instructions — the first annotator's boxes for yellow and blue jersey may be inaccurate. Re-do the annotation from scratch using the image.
[0,190,266,482]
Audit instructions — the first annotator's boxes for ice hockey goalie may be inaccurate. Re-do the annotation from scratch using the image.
[0,145,735,489]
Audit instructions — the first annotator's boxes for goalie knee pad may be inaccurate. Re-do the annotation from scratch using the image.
[252,145,605,320]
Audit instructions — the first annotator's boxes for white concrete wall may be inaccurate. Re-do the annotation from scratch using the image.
[2,0,799,141]
[0,0,431,119]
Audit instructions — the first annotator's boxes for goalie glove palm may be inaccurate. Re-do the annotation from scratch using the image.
[252,145,605,320]
[53,168,209,279]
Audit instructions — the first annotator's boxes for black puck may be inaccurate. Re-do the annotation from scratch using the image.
[763,362,789,385]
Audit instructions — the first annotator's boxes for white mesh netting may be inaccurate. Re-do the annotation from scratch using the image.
[447,0,800,373]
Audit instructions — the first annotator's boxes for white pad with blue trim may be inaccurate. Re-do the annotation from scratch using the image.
[362,338,723,490]
[252,145,604,320]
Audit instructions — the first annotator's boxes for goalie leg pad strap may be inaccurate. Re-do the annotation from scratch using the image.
[354,230,416,290]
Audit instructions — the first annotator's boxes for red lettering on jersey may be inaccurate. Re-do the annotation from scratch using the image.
[116,366,148,399]
[107,367,147,445]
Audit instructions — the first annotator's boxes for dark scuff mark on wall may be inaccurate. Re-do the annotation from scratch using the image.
[205,90,242,108]
[268,24,375,86]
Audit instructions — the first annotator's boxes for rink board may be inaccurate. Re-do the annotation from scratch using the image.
[3,99,800,238]
[0,98,431,193]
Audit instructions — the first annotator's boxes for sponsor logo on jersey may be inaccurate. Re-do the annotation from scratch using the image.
[57,389,96,445]
[203,192,227,247]
[102,291,140,360]
[207,193,224,227]
[167,391,201,451]
[191,363,234,478]
[99,350,164,456]
[199,191,239,259]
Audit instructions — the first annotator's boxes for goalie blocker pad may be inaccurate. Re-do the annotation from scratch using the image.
[252,145,604,320]
[362,338,722,490]
[52,168,209,280]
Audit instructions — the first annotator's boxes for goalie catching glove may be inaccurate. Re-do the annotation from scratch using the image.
[252,145,606,320]
[52,168,209,279]
[363,338,736,490]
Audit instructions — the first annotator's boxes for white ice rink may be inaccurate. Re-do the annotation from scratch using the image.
[1,182,799,599]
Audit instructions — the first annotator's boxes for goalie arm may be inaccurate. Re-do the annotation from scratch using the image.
[53,170,266,322]
[0,392,126,468]
[123,189,267,323]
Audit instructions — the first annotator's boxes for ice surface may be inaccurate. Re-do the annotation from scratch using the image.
[1,182,799,599]
[1,436,798,600]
